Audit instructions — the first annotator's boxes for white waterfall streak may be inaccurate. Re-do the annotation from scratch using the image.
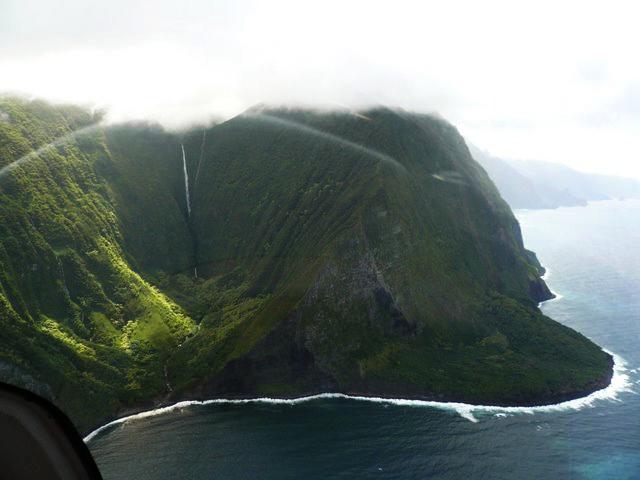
[181,143,198,277]
[181,144,191,217]
[194,128,206,187]
[193,130,206,279]
[58,258,69,296]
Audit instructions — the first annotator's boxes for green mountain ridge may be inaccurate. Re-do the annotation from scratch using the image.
[0,97,612,433]
[468,143,640,209]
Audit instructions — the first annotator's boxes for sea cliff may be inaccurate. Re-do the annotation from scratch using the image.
[0,97,612,433]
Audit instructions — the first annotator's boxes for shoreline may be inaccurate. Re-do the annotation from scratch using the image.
[84,349,627,443]
[537,267,563,306]
[84,263,620,444]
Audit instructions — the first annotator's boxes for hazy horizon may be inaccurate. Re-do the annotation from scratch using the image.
[2,0,640,179]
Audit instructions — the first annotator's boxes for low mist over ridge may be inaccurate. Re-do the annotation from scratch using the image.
[3,0,640,179]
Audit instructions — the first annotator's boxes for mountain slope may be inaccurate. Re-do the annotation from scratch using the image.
[510,158,640,202]
[168,107,610,405]
[0,98,612,433]
[469,144,640,209]
[0,98,195,431]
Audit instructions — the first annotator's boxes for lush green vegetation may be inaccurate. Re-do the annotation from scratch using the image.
[0,97,195,432]
[0,98,611,433]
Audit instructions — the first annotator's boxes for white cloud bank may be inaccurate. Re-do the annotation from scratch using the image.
[2,0,640,178]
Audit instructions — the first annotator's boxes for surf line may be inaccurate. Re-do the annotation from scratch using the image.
[537,265,564,307]
[84,350,631,443]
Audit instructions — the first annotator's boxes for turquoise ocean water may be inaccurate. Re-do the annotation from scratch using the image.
[87,199,640,479]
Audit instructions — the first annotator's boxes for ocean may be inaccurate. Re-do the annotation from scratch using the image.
[86,199,640,479]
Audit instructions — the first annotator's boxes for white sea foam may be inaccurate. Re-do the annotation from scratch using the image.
[538,290,564,307]
[84,350,632,442]
[538,266,564,307]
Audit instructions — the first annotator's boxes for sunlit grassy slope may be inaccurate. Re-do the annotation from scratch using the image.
[0,98,611,433]
[0,98,195,432]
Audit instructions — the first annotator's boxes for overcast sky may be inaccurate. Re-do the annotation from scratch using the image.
[2,0,640,178]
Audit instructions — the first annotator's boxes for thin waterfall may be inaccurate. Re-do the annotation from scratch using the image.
[192,129,207,280]
[181,144,191,217]
[58,258,69,296]
[181,143,198,278]
[194,128,206,187]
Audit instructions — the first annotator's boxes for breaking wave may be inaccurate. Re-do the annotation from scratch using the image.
[84,350,632,443]
[538,266,564,306]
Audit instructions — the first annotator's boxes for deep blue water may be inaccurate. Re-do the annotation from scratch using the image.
[87,199,640,479]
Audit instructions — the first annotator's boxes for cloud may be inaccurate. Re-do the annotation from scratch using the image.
[2,0,640,178]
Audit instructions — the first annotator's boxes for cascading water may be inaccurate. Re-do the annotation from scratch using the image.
[181,143,198,278]
[181,144,191,217]
[58,257,69,295]
[194,128,206,187]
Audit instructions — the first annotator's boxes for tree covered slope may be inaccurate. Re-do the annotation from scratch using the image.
[0,98,195,432]
[0,98,612,433]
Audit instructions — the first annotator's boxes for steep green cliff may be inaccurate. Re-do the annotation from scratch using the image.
[0,98,195,431]
[0,98,612,433]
